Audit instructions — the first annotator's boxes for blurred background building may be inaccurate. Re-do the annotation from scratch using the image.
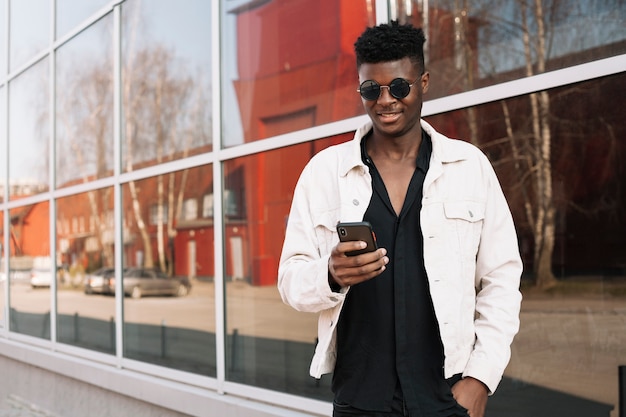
[0,0,625,416]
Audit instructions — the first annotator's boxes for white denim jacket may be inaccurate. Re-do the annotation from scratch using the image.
[278,119,522,394]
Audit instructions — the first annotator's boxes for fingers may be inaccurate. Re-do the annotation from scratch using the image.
[329,243,388,287]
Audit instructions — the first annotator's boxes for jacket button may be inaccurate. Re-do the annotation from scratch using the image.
[353,199,359,206]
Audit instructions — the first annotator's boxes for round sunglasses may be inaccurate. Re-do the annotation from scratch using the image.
[357,77,420,101]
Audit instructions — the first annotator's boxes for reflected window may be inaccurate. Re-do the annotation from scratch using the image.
[391,0,626,99]
[56,14,114,188]
[56,0,110,39]
[121,0,212,172]
[149,204,168,226]
[202,194,213,218]
[222,133,350,398]
[182,199,197,221]
[425,72,626,415]
[121,165,215,376]
[9,0,50,72]
[9,59,49,200]
[56,189,115,354]
[220,0,375,147]
[8,202,51,339]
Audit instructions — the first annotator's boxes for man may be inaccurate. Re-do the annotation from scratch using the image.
[278,21,522,417]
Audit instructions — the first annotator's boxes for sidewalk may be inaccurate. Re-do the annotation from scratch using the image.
[0,395,60,417]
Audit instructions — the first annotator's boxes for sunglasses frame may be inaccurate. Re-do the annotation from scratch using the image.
[357,77,421,101]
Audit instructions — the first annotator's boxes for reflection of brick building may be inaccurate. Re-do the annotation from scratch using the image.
[8,1,625,286]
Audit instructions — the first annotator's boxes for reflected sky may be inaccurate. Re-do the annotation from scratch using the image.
[56,0,110,39]
[0,0,6,76]
[8,58,49,194]
[9,0,49,72]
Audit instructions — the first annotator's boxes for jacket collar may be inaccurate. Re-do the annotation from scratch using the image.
[339,119,468,177]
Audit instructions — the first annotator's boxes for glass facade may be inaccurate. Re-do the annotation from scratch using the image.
[0,1,625,416]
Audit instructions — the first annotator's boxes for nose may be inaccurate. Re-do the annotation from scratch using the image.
[377,86,396,103]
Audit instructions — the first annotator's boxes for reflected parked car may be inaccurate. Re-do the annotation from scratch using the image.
[84,267,191,299]
[84,267,116,294]
[30,265,74,288]
[30,268,56,288]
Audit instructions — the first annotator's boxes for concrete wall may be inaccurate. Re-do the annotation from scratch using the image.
[0,340,327,417]
[0,355,191,417]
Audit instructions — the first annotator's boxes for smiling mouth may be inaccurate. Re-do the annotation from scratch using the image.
[378,111,401,121]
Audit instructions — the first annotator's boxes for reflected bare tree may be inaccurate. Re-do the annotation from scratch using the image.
[400,0,624,287]
[54,19,211,274]
[123,43,211,272]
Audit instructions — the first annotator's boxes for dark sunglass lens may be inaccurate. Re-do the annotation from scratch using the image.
[389,78,411,99]
[359,80,381,100]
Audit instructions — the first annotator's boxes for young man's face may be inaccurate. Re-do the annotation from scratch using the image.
[357,57,429,140]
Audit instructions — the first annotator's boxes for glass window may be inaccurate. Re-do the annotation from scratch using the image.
[425,72,626,415]
[149,204,168,226]
[391,0,626,99]
[220,0,376,147]
[182,198,197,221]
[202,194,213,218]
[0,209,5,328]
[8,58,49,200]
[223,133,350,399]
[121,0,212,172]
[121,165,215,377]
[8,202,51,339]
[0,86,5,203]
[56,14,113,188]
[0,0,6,77]
[56,189,115,354]
[56,0,110,39]
[9,0,50,72]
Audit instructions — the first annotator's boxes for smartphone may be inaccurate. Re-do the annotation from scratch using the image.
[336,221,378,256]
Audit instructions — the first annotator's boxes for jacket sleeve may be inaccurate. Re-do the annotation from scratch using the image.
[278,162,347,313]
[463,153,523,394]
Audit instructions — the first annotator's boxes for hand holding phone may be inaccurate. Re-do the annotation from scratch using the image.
[336,221,378,256]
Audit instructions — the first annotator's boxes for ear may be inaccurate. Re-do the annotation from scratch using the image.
[421,72,430,94]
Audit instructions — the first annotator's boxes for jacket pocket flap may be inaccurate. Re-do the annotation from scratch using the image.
[443,201,485,222]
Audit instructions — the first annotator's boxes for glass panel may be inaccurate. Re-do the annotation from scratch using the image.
[56,15,113,188]
[0,209,5,328]
[121,0,212,172]
[121,165,215,376]
[9,0,50,72]
[0,0,6,77]
[220,0,376,147]
[0,85,5,203]
[56,0,110,39]
[56,189,115,354]
[8,58,49,199]
[8,202,51,339]
[223,133,350,399]
[426,72,626,415]
[391,0,626,99]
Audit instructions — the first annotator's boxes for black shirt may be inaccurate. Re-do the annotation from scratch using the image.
[333,130,464,416]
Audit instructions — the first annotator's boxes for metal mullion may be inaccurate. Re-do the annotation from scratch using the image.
[49,0,57,347]
[2,0,9,334]
[113,2,123,367]
[211,0,226,394]
[1,25,7,333]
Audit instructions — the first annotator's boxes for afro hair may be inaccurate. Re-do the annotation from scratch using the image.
[354,20,426,72]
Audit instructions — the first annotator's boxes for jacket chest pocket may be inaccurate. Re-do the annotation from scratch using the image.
[312,209,341,257]
[443,201,485,258]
